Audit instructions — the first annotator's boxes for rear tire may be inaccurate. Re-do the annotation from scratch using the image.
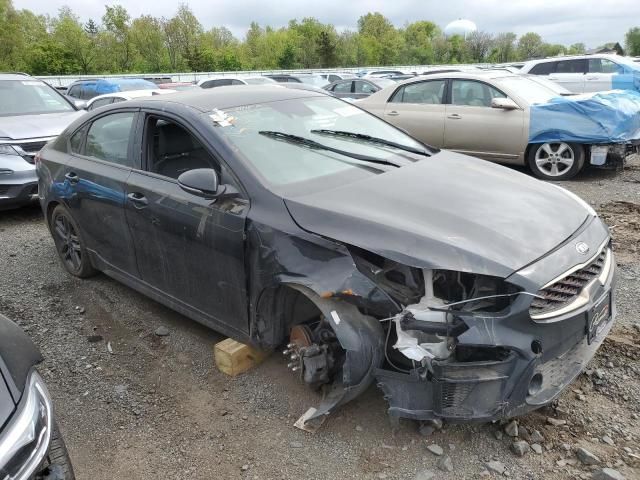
[50,205,97,278]
[36,421,75,480]
[527,142,584,180]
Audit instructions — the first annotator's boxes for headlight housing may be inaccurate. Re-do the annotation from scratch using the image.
[0,145,19,156]
[0,370,53,480]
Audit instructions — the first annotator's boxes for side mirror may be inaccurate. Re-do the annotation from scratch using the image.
[73,99,88,110]
[178,168,220,199]
[491,98,519,110]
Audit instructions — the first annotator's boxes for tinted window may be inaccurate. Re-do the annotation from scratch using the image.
[354,81,378,94]
[88,98,114,110]
[390,80,446,104]
[333,81,352,93]
[68,85,81,98]
[589,58,624,74]
[451,80,506,107]
[85,112,135,166]
[231,79,245,85]
[201,79,232,89]
[69,126,87,154]
[556,59,586,74]
[146,117,217,179]
[0,80,74,116]
[529,62,557,75]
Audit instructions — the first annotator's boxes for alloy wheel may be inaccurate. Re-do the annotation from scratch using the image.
[534,142,575,177]
[53,213,82,272]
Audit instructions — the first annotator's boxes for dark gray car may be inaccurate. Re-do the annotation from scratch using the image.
[0,314,75,479]
[324,78,396,99]
[36,87,616,429]
[0,73,84,210]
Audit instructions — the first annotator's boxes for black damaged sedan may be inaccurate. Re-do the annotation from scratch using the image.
[36,87,616,428]
[0,314,74,479]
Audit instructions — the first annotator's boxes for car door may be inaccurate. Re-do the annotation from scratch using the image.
[382,79,447,147]
[63,109,140,276]
[352,80,380,99]
[444,79,525,162]
[124,112,249,334]
[549,59,587,93]
[585,58,623,92]
[331,80,354,98]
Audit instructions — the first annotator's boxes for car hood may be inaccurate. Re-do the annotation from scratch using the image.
[283,151,590,278]
[0,111,84,140]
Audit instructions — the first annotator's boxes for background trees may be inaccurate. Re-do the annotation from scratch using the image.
[1,0,635,75]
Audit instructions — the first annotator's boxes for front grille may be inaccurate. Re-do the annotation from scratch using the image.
[529,248,608,318]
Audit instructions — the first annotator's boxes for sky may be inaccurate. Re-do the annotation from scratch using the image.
[13,0,640,48]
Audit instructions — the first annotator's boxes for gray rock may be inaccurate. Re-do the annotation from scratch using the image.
[530,430,545,443]
[413,469,435,480]
[601,435,615,446]
[485,461,506,475]
[494,429,504,440]
[519,426,530,441]
[289,441,303,448]
[576,447,601,465]
[547,417,567,426]
[419,424,435,437]
[154,326,170,336]
[437,455,453,472]
[595,369,606,379]
[592,468,625,480]
[426,444,444,456]
[505,420,519,437]
[606,361,614,368]
[355,425,363,432]
[430,418,444,430]
[511,440,529,457]
[531,443,543,454]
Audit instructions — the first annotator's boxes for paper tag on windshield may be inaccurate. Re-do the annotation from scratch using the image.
[334,105,361,117]
[209,108,234,127]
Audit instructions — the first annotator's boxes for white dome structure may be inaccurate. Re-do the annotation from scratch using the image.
[444,19,477,39]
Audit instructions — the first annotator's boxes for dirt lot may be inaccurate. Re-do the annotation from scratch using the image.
[1,159,639,480]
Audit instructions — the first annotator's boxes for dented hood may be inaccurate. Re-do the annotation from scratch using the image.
[284,151,590,278]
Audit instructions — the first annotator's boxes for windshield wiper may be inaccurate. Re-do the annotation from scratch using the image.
[258,131,401,168]
[310,129,431,157]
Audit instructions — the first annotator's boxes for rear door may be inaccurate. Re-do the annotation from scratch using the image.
[444,79,525,162]
[124,112,249,334]
[382,79,447,147]
[352,80,379,99]
[549,59,587,93]
[63,109,140,276]
[330,80,354,98]
[585,58,623,92]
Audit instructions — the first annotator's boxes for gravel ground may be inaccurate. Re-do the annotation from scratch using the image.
[0,158,639,480]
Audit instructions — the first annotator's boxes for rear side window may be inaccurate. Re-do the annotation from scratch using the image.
[451,80,506,107]
[588,58,624,74]
[556,59,586,74]
[68,85,81,98]
[354,81,378,94]
[85,112,136,167]
[69,126,87,154]
[390,80,446,104]
[529,62,557,75]
[332,81,352,93]
[201,79,232,88]
[88,98,114,111]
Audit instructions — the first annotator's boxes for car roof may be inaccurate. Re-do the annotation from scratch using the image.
[89,89,170,102]
[398,70,518,84]
[128,85,323,112]
[70,78,153,85]
[523,53,620,64]
[0,73,37,81]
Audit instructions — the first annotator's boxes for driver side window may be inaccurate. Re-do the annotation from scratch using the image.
[145,116,219,180]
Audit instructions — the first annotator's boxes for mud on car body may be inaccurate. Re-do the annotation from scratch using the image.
[0,314,75,479]
[36,87,616,428]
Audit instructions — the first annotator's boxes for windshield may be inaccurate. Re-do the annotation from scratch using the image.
[297,76,328,87]
[210,96,427,192]
[495,76,560,104]
[244,77,276,85]
[0,80,74,116]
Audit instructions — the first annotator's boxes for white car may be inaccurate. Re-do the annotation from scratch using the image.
[86,89,175,110]
[197,76,276,88]
[520,54,640,93]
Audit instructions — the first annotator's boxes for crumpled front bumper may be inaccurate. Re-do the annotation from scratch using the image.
[375,217,617,423]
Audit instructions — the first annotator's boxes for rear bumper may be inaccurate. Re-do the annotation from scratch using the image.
[0,156,38,210]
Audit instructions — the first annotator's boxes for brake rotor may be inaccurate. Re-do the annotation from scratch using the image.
[289,324,313,348]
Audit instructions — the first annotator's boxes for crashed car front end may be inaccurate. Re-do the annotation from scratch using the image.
[375,215,616,423]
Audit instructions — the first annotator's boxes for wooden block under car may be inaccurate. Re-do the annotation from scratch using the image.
[214,338,270,376]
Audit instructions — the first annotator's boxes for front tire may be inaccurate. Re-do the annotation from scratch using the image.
[527,142,584,180]
[50,205,97,278]
[36,421,75,479]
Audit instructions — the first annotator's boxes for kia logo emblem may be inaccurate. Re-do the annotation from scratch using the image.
[576,242,590,255]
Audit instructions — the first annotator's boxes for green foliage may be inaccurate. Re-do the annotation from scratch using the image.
[1,0,634,76]
[626,27,640,56]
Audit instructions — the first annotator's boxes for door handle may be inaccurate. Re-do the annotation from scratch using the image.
[127,192,148,208]
[386,111,399,116]
[447,114,462,120]
[64,172,79,184]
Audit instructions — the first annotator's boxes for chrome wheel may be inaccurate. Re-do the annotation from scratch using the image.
[534,142,575,177]
[53,212,82,272]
